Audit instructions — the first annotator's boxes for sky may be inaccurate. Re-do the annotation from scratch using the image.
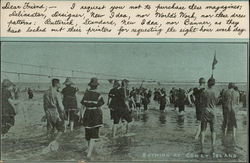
[1,42,248,83]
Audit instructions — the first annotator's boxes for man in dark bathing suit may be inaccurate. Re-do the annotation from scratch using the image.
[187,77,206,139]
[107,80,121,137]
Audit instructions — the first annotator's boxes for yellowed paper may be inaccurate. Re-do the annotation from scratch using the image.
[1,1,249,38]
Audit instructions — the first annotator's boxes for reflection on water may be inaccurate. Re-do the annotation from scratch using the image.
[112,137,131,153]
[159,113,167,125]
[176,115,185,129]
[107,105,247,161]
[2,92,247,162]
[141,113,149,122]
[221,135,236,152]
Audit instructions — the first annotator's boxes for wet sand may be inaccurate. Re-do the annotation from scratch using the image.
[1,92,247,162]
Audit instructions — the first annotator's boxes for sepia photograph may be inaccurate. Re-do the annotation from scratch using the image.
[0,42,248,162]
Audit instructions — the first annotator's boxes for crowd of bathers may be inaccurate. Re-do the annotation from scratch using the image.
[1,76,247,158]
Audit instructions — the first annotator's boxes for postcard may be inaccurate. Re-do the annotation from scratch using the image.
[0,0,249,163]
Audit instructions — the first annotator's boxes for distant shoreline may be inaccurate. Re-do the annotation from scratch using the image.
[12,81,248,85]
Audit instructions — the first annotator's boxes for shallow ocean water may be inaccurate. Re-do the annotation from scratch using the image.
[1,88,248,162]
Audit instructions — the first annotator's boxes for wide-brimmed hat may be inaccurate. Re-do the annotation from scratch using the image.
[63,77,74,85]
[88,77,99,87]
[113,80,120,87]
[2,79,14,88]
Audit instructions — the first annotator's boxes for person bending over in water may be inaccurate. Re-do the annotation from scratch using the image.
[43,79,65,151]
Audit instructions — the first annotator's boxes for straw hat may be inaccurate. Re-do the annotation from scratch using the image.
[2,79,14,88]
[63,77,74,85]
[88,77,99,87]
